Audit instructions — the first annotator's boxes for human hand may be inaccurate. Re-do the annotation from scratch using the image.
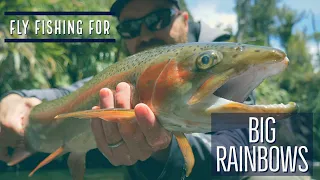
[91,82,172,166]
[0,94,41,163]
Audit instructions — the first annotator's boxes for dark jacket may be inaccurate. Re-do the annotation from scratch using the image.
[1,21,255,180]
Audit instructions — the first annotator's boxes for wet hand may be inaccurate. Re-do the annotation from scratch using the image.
[91,82,172,166]
[0,94,41,163]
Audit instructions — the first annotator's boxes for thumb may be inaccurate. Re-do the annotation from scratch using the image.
[25,97,42,107]
[14,97,42,135]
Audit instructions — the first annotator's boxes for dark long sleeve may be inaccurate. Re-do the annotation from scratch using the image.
[134,130,249,180]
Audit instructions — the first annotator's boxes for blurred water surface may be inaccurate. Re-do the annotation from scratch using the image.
[0,167,131,180]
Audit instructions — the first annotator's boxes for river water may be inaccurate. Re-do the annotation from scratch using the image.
[0,167,131,180]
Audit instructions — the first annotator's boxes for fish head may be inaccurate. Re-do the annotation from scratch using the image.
[147,42,297,133]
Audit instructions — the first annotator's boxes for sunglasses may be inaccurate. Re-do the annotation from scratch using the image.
[116,8,178,39]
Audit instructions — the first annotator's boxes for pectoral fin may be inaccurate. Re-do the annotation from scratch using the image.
[55,108,135,122]
[29,146,65,177]
[173,132,195,177]
[68,152,87,180]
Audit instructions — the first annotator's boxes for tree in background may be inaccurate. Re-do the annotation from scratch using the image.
[235,0,277,45]
[275,4,306,51]
[178,0,194,22]
[235,0,250,43]
[311,11,320,71]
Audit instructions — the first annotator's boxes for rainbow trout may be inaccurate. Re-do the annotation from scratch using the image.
[8,42,297,179]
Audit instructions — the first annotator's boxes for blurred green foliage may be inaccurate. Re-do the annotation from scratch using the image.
[0,0,122,94]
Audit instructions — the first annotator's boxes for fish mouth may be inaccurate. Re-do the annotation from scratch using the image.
[201,57,297,114]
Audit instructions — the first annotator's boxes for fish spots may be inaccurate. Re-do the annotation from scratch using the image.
[255,49,261,52]
[232,54,238,58]
[34,69,133,122]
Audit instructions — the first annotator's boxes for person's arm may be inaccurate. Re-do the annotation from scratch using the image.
[0,77,92,101]
[0,77,92,134]
[0,77,93,163]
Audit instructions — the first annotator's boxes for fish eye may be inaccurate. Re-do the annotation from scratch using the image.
[201,55,210,64]
[196,51,220,70]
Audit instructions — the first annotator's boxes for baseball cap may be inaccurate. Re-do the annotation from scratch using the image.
[110,0,180,19]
